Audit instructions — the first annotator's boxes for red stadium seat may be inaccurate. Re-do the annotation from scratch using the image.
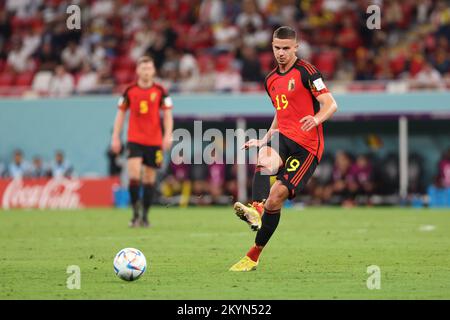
[313,51,338,79]
[215,54,234,72]
[259,52,274,73]
[0,72,15,87]
[15,72,35,87]
[114,56,135,72]
[114,70,133,84]
[196,54,214,74]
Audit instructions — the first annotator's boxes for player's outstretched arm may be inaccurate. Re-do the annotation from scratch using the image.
[300,93,338,132]
[111,109,126,154]
[162,108,173,151]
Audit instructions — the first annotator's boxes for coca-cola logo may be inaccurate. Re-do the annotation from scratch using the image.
[2,178,82,209]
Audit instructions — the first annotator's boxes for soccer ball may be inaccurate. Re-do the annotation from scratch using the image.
[113,248,147,281]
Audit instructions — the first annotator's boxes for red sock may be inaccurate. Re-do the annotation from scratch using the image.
[246,245,263,262]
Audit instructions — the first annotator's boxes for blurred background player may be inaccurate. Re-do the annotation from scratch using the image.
[30,155,49,178]
[230,26,338,271]
[7,149,31,179]
[111,56,173,228]
[49,150,73,178]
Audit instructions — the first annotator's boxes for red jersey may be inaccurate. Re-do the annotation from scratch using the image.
[264,58,329,161]
[118,82,173,147]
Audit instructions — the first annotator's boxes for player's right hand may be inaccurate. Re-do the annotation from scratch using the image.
[241,139,261,150]
[111,136,121,154]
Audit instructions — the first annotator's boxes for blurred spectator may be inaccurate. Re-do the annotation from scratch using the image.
[90,42,107,70]
[336,16,361,59]
[22,27,41,58]
[240,18,271,50]
[215,62,242,93]
[61,41,88,73]
[49,151,73,178]
[76,63,99,94]
[236,0,263,30]
[95,64,115,94]
[432,48,450,75]
[31,70,53,96]
[34,42,60,71]
[185,21,214,52]
[146,33,167,71]
[49,65,75,97]
[160,47,180,90]
[199,0,225,25]
[90,0,115,18]
[179,50,199,80]
[6,38,35,73]
[414,62,444,90]
[322,150,355,206]
[436,148,450,188]
[213,17,240,53]
[347,154,375,202]
[239,45,264,82]
[1,0,450,96]
[129,23,156,62]
[30,156,49,178]
[7,149,31,179]
[193,58,216,92]
[161,154,191,201]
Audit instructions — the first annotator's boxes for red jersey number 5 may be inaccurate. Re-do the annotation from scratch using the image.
[139,100,148,114]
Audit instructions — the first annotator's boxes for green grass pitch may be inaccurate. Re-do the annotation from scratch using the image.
[1,206,450,299]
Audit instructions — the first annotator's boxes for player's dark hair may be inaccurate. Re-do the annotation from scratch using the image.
[137,55,154,65]
[273,26,297,41]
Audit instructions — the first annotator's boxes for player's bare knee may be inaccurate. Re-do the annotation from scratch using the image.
[257,157,280,175]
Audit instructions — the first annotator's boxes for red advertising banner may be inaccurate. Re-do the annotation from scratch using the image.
[0,177,120,209]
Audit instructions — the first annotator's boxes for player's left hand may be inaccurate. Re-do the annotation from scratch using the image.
[300,116,319,132]
[162,134,173,151]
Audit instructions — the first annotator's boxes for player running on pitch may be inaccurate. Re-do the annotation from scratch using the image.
[230,26,338,271]
[111,56,173,228]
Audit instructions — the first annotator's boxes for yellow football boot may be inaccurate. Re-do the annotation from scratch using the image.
[229,256,258,272]
[233,201,263,231]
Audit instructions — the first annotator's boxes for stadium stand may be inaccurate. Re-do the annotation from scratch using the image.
[1,0,450,96]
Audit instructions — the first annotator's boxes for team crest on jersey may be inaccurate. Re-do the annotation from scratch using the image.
[150,92,157,102]
[288,78,295,91]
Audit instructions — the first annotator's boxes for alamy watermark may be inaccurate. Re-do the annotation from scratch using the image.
[66,265,81,289]
[366,265,381,290]
[66,5,81,30]
[366,5,381,30]
[170,121,279,166]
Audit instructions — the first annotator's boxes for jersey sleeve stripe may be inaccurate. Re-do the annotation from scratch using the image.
[298,59,315,72]
[298,60,317,75]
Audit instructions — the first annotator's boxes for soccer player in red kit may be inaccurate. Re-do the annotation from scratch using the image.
[230,26,338,271]
[111,56,173,228]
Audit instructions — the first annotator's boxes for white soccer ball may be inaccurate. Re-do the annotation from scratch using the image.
[113,248,147,281]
